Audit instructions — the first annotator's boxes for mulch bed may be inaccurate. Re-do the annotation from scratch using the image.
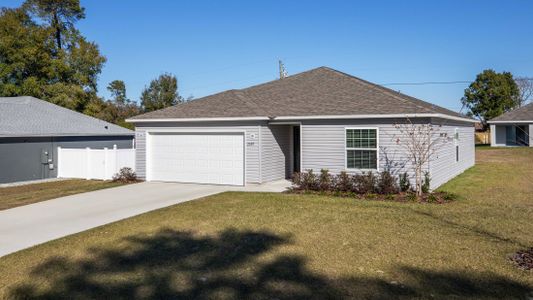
[510,248,533,270]
[286,189,457,204]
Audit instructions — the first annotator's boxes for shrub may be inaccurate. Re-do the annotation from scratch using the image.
[421,171,431,194]
[335,171,352,192]
[406,192,417,202]
[354,172,376,194]
[377,171,399,194]
[112,167,138,183]
[399,172,411,192]
[319,169,333,191]
[291,172,302,189]
[300,169,318,191]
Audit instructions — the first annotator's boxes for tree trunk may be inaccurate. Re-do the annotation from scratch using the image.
[415,167,422,197]
[53,12,61,50]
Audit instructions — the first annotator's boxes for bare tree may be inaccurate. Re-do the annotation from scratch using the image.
[515,77,533,107]
[392,119,450,196]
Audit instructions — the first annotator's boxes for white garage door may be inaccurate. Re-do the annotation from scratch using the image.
[149,133,244,185]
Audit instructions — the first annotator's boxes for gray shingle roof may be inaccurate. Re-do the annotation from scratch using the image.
[0,96,133,137]
[489,102,533,122]
[130,67,470,121]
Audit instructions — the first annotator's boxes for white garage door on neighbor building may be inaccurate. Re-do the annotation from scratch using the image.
[148,132,245,185]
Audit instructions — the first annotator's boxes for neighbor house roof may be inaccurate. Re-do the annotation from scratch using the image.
[0,96,133,137]
[128,67,474,123]
[488,102,533,123]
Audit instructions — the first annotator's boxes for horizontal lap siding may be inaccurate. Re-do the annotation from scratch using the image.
[301,119,421,183]
[430,122,475,189]
[134,121,262,183]
[261,125,291,182]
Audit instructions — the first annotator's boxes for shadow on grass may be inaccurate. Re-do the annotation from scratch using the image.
[410,209,529,248]
[8,228,531,299]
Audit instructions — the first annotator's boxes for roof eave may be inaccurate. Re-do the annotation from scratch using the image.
[127,113,476,124]
[487,120,533,124]
[0,132,134,138]
[126,116,271,123]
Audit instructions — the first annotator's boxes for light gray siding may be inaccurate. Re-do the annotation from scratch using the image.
[494,125,507,146]
[300,119,422,181]
[260,125,291,182]
[134,121,263,183]
[429,121,475,189]
[300,118,474,190]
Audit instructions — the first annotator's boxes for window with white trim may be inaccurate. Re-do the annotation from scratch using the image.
[346,128,378,169]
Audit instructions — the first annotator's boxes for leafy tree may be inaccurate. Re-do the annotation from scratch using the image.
[107,80,128,104]
[23,0,85,51]
[461,70,519,127]
[0,2,105,112]
[141,73,183,112]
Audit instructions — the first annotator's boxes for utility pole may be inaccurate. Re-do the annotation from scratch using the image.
[279,60,287,79]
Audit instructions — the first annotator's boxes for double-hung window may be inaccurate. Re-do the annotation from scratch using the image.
[346,128,378,170]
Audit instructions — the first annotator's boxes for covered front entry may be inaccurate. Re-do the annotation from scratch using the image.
[148,132,245,185]
[493,124,530,146]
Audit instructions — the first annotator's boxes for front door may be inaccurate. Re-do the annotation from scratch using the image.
[292,126,300,173]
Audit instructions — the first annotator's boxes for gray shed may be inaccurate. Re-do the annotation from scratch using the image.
[0,96,134,184]
[488,102,533,147]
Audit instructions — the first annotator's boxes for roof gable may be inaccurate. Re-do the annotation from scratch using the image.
[490,102,533,122]
[0,96,133,137]
[130,67,470,121]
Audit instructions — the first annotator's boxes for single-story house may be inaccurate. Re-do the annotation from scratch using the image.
[127,67,475,189]
[0,96,134,184]
[488,102,533,147]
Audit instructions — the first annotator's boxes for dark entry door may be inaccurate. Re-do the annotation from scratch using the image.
[293,126,300,173]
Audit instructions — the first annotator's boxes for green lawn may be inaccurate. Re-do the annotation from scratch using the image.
[0,148,532,299]
[0,179,125,211]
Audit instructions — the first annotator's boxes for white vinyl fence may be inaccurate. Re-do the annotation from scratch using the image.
[57,146,135,180]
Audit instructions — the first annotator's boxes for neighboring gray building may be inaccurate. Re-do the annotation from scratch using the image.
[0,97,134,184]
[127,67,475,189]
[488,102,533,147]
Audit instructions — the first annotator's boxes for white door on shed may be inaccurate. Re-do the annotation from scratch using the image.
[149,133,244,185]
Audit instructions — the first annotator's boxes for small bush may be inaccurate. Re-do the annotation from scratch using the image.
[291,172,302,187]
[112,167,138,183]
[300,169,319,191]
[335,171,352,192]
[377,171,399,194]
[406,192,418,202]
[354,172,376,194]
[399,172,411,192]
[422,171,431,193]
[319,169,333,191]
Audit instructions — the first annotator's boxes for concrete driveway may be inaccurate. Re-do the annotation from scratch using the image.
[0,181,289,257]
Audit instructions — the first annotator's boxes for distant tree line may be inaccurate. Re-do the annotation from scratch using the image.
[0,0,189,129]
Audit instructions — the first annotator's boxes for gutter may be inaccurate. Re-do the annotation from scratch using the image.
[487,120,533,124]
[0,133,135,138]
[127,113,476,124]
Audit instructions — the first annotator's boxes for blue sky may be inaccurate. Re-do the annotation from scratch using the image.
[4,0,533,112]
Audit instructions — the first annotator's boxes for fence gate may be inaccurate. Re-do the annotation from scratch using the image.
[57,146,135,180]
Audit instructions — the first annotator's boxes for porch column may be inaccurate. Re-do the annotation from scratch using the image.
[490,124,496,147]
[530,124,533,147]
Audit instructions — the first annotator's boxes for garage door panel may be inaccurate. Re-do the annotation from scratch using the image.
[149,133,244,185]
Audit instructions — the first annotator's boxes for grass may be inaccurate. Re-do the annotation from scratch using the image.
[0,179,125,211]
[0,148,532,299]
